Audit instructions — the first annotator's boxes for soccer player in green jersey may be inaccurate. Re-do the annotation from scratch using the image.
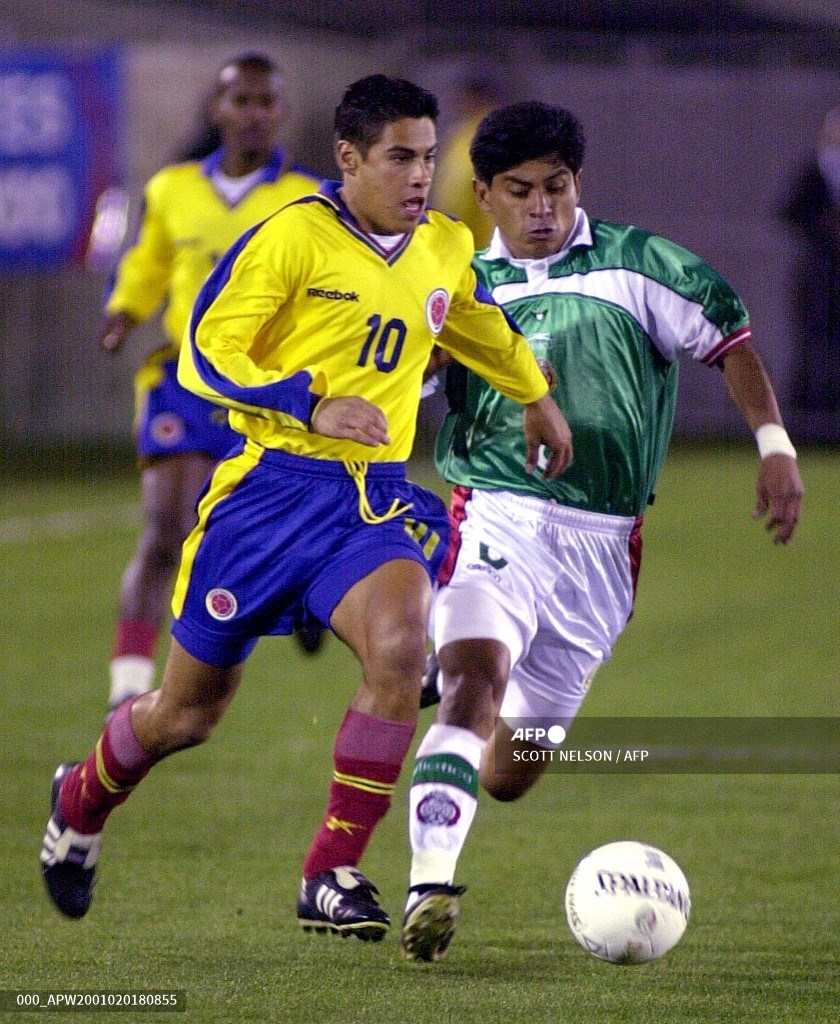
[41,77,572,938]
[402,101,804,962]
[100,54,322,716]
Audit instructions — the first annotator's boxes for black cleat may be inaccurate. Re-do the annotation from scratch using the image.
[297,866,390,941]
[419,650,441,709]
[294,624,326,656]
[41,763,101,919]
[401,883,466,962]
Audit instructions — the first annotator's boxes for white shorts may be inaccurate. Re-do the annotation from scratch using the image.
[434,489,642,731]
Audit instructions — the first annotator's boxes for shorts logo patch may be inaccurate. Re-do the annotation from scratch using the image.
[479,542,507,570]
[416,789,461,826]
[425,288,449,336]
[205,588,238,621]
[150,413,185,446]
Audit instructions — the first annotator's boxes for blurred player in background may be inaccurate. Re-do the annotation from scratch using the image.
[777,104,840,435]
[432,71,503,249]
[101,53,323,716]
[402,101,804,962]
[41,76,572,937]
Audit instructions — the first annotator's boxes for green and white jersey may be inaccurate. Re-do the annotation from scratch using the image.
[436,211,751,517]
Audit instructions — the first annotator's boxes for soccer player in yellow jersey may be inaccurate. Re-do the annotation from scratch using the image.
[41,75,572,938]
[100,53,322,715]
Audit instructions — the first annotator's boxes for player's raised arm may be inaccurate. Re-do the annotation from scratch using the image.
[721,341,804,545]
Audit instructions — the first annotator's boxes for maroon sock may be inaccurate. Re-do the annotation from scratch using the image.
[112,618,158,659]
[59,696,156,834]
[302,709,415,878]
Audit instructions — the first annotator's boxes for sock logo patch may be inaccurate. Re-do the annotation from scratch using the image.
[326,816,361,835]
[416,789,461,827]
[410,753,479,797]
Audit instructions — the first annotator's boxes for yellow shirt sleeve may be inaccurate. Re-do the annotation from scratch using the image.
[178,217,329,430]
[438,259,548,405]
[106,173,173,323]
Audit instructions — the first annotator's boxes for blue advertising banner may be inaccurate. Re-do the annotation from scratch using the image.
[0,47,124,271]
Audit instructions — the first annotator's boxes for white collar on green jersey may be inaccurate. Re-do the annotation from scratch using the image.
[480,207,593,267]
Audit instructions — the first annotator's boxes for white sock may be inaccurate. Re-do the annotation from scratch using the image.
[408,723,486,900]
[434,666,442,699]
[108,656,154,707]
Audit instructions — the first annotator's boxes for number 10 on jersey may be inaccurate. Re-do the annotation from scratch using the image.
[357,315,407,373]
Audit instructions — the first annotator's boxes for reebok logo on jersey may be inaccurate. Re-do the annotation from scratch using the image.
[307,287,360,302]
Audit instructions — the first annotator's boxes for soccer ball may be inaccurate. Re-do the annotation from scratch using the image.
[564,840,690,964]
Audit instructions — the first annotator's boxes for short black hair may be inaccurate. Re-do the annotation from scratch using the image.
[216,51,282,95]
[218,52,281,86]
[470,102,586,184]
[334,74,439,155]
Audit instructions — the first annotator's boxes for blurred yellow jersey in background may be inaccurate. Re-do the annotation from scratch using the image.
[106,148,320,352]
[433,111,494,249]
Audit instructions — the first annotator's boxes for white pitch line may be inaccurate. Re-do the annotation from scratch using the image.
[0,503,140,544]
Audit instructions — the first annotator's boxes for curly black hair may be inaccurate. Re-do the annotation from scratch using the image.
[470,102,586,184]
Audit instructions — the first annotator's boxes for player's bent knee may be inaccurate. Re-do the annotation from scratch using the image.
[141,696,221,754]
[366,619,428,681]
[441,662,506,704]
[479,723,547,801]
[480,766,540,802]
[138,523,186,571]
[438,639,510,727]
[480,773,525,802]
[177,711,217,748]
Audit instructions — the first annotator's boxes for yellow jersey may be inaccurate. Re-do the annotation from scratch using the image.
[433,111,495,249]
[179,181,548,464]
[105,148,320,350]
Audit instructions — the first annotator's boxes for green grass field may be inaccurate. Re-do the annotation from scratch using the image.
[1,442,837,1023]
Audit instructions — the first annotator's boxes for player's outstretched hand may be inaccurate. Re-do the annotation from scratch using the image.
[523,393,573,479]
[311,396,390,447]
[100,311,138,352]
[752,454,804,545]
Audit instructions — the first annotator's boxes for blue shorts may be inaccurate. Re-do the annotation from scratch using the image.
[135,351,239,462]
[170,442,450,667]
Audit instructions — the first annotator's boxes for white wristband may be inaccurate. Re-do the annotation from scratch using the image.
[755,424,796,460]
